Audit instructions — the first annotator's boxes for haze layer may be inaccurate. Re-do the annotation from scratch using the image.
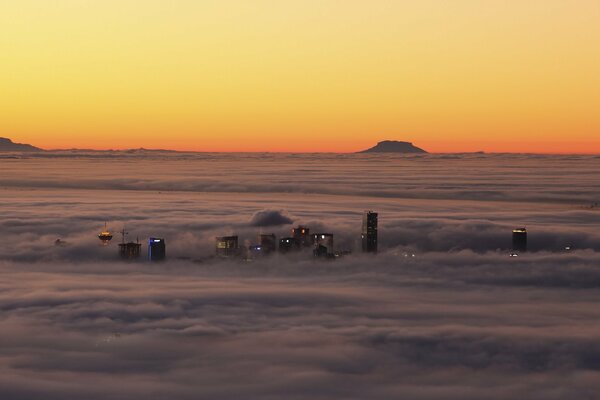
[1,152,600,399]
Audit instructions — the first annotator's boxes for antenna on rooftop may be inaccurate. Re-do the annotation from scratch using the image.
[120,228,129,244]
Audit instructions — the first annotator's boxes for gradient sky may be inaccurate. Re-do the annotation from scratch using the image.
[1,0,599,153]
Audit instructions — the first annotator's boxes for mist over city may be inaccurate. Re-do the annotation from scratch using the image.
[0,151,599,399]
[2,0,600,398]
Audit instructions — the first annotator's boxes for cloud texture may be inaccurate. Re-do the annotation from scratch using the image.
[1,151,599,399]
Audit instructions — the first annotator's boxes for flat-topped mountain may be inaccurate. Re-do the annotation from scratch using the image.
[358,140,427,154]
[0,137,42,152]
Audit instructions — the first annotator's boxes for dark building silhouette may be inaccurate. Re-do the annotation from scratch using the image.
[361,211,378,253]
[292,226,312,247]
[314,244,329,258]
[119,242,141,260]
[216,236,239,257]
[259,234,277,254]
[148,238,166,261]
[313,233,333,257]
[279,237,299,253]
[512,228,527,252]
[117,228,141,260]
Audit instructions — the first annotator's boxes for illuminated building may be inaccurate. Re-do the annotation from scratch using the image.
[216,236,239,257]
[259,234,277,253]
[98,222,113,245]
[292,226,312,247]
[361,211,378,253]
[279,237,299,253]
[512,228,527,252]
[313,233,333,257]
[148,238,166,261]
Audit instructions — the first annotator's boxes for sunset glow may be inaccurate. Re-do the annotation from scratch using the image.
[1,0,599,153]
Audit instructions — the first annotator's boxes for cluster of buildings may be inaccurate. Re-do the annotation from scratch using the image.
[98,211,378,262]
[218,210,378,260]
[98,211,534,261]
[99,227,166,261]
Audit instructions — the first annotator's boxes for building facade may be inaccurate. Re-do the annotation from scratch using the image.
[119,242,142,260]
[148,238,166,261]
[313,233,334,257]
[512,228,527,252]
[279,237,299,252]
[292,226,312,247]
[361,211,378,253]
[216,236,239,257]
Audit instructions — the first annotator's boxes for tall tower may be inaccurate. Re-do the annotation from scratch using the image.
[148,238,166,261]
[361,211,378,253]
[512,228,527,252]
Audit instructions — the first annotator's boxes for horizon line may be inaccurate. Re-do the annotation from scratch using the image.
[28,147,600,155]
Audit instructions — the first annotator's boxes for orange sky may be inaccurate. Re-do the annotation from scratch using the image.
[1,0,599,153]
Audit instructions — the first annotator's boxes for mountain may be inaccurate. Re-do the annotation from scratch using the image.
[358,140,427,154]
[0,137,42,152]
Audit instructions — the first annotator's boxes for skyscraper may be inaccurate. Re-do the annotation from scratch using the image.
[119,242,141,260]
[117,228,141,260]
[361,211,378,253]
[216,236,239,257]
[148,238,166,261]
[292,226,311,247]
[279,237,299,253]
[259,234,277,254]
[313,233,334,257]
[512,228,527,252]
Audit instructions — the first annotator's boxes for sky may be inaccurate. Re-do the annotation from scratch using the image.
[1,153,600,398]
[1,0,599,153]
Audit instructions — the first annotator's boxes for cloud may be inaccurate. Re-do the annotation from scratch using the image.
[2,252,600,399]
[1,151,600,399]
[249,209,294,227]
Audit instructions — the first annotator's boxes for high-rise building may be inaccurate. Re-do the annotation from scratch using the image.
[361,211,378,253]
[512,228,527,252]
[279,237,299,253]
[148,238,166,261]
[117,228,141,260]
[314,244,329,258]
[292,226,312,247]
[216,236,239,257]
[259,234,277,254]
[313,233,333,257]
[119,242,141,260]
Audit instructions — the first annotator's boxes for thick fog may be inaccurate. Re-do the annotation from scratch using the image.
[1,152,599,399]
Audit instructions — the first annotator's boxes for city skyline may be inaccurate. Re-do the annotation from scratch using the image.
[2,2,599,398]
[1,1,599,153]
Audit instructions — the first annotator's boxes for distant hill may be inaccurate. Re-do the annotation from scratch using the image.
[0,137,42,152]
[358,140,427,154]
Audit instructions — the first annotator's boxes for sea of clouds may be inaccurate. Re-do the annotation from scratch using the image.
[1,151,599,399]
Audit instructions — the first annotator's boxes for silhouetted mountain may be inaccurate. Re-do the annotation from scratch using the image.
[0,137,42,152]
[358,140,427,153]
